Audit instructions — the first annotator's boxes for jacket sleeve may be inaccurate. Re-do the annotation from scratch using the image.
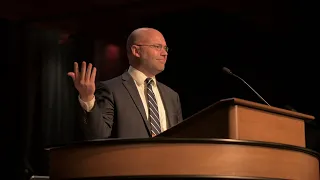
[79,82,114,140]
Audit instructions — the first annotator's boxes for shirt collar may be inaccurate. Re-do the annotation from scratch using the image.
[128,66,157,86]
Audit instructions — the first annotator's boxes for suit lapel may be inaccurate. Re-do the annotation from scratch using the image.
[121,72,152,134]
[157,83,176,128]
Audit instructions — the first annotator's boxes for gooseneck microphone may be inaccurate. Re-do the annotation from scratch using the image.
[222,67,271,106]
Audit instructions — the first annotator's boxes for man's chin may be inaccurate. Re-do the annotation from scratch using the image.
[158,66,165,72]
[153,67,165,76]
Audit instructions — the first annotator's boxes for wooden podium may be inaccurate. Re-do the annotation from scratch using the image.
[47,98,320,180]
[157,98,313,147]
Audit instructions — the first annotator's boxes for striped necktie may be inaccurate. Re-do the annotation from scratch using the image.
[145,78,161,136]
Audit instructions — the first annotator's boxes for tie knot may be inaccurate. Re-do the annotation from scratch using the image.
[145,78,153,85]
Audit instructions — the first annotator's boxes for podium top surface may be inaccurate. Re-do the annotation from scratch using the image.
[201,98,315,121]
[45,137,320,159]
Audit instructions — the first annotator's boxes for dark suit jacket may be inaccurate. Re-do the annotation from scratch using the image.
[80,71,183,140]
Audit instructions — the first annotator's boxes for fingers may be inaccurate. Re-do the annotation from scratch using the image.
[81,61,86,81]
[67,72,76,81]
[86,63,92,82]
[72,61,97,83]
[74,62,79,80]
[90,67,97,83]
[84,63,96,83]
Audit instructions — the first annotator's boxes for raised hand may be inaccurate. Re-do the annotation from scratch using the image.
[68,61,97,102]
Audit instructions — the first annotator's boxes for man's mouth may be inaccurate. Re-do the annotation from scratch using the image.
[158,59,166,63]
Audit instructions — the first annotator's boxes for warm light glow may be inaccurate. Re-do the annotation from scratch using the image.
[104,44,120,61]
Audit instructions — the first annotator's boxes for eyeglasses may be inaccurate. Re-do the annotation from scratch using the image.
[135,44,169,53]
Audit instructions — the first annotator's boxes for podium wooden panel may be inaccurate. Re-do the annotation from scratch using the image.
[47,98,319,180]
[48,138,320,180]
[158,98,315,147]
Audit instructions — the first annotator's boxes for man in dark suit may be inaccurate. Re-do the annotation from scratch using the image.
[68,28,183,140]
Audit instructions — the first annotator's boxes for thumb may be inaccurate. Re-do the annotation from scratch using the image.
[67,72,75,81]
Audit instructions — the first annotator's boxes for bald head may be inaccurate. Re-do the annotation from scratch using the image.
[126,27,168,77]
[126,28,164,54]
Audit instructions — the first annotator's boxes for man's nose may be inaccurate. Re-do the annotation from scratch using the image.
[161,48,168,56]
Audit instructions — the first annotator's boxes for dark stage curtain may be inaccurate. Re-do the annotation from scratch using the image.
[1,18,92,179]
[1,18,25,180]
[20,24,93,178]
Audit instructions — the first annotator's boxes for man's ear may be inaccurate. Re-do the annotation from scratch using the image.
[131,45,141,58]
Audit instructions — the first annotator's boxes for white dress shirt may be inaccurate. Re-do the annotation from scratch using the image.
[78,66,168,132]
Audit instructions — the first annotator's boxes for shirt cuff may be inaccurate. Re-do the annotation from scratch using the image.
[78,95,95,112]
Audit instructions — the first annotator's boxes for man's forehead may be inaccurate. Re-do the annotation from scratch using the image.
[139,34,166,44]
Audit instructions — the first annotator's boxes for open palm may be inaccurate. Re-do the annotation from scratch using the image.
[68,61,97,102]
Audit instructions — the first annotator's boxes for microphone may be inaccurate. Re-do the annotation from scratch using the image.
[222,67,271,106]
[284,105,297,112]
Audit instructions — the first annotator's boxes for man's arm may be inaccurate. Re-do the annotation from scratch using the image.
[176,94,183,123]
[79,82,114,140]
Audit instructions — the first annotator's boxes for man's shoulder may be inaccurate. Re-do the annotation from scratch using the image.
[157,81,179,96]
[100,75,123,86]
[96,74,124,91]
